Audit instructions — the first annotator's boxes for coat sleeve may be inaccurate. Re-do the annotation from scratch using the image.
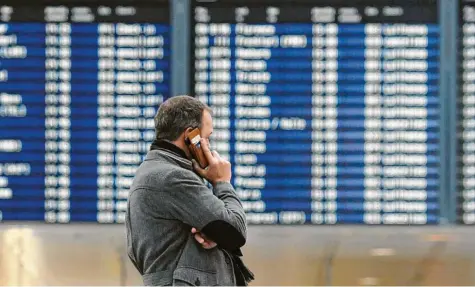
[160,168,247,250]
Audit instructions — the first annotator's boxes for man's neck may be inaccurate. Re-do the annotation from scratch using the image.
[151,139,190,160]
[171,139,191,159]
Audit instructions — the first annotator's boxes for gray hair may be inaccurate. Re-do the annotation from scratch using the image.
[154,95,211,141]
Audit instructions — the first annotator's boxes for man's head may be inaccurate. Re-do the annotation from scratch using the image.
[154,95,213,158]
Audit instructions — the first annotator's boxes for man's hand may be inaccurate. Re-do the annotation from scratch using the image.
[192,138,232,185]
[192,227,217,249]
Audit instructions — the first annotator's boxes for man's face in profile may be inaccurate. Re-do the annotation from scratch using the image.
[199,109,213,143]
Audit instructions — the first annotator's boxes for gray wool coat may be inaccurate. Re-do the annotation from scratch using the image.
[125,145,248,286]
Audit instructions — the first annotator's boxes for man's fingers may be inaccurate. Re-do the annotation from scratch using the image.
[202,240,217,249]
[200,138,216,163]
[194,233,204,244]
[192,160,206,177]
[202,242,214,249]
[193,231,217,249]
[198,233,213,245]
[211,150,221,160]
[195,233,211,246]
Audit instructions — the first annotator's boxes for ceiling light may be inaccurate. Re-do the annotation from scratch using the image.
[358,277,380,286]
[370,248,395,256]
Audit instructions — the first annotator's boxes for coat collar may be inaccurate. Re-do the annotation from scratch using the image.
[150,139,188,159]
[146,140,193,171]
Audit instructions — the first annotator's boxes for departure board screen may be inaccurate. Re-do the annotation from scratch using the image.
[459,0,475,224]
[0,0,169,223]
[192,0,440,224]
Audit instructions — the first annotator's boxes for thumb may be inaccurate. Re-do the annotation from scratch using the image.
[192,159,206,177]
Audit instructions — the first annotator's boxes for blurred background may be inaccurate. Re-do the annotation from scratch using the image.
[0,0,474,285]
[2,224,475,285]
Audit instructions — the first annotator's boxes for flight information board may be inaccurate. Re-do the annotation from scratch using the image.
[459,0,475,224]
[0,0,169,223]
[192,0,441,224]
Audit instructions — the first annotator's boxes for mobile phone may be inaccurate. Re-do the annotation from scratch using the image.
[185,128,209,169]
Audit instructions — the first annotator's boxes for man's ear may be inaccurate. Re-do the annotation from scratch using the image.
[183,127,194,140]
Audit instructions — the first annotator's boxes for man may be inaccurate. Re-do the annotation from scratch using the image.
[125,95,254,286]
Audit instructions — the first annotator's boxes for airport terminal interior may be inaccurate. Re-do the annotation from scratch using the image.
[1,0,475,285]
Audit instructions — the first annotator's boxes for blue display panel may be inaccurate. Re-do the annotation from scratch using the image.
[459,0,475,224]
[0,0,170,223]
[192,0,441,224]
